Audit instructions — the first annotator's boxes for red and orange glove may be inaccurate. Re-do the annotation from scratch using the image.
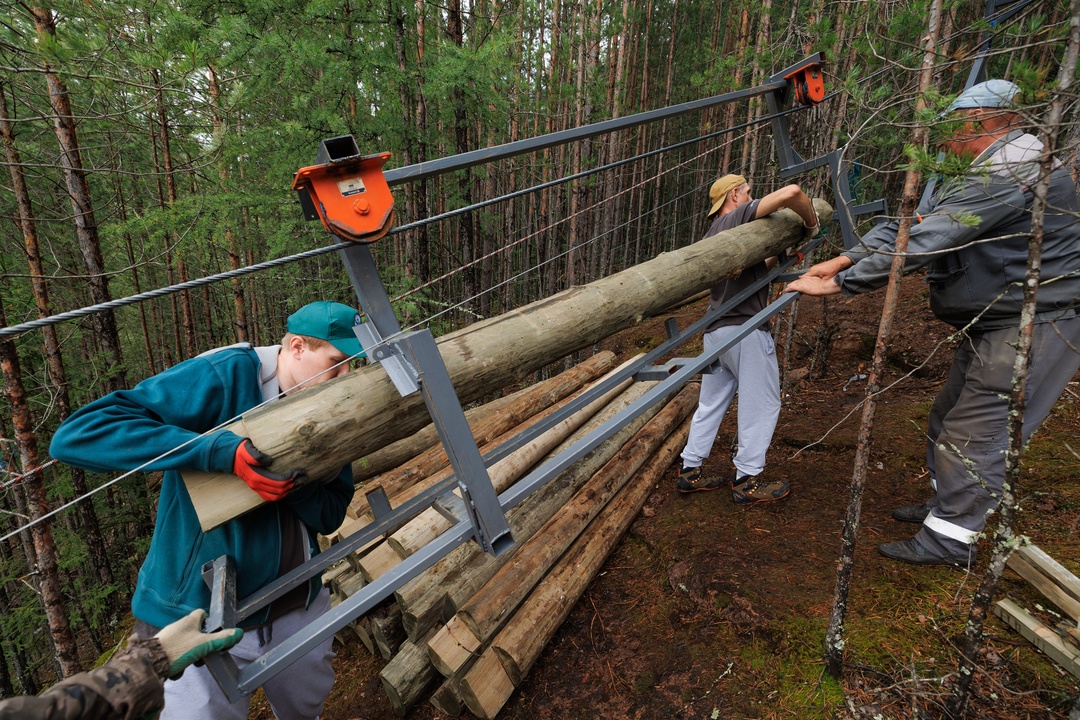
[232,439,304,501]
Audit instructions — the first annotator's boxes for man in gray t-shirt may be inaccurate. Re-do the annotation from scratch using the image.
[677,174,819,503]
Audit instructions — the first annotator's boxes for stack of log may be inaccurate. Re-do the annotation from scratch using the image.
[319,350,697,717]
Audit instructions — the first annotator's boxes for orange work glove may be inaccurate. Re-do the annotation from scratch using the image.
[232,439,303,501]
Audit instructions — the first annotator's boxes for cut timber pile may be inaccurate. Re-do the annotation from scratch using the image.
[183,199,832,530]
[320,352,699,717]
[995,544,1080,679]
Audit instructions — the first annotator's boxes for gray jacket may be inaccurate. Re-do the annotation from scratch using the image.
[836,130,1080,330]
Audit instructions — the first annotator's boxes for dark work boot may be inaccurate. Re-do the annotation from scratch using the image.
[878,538,974,567]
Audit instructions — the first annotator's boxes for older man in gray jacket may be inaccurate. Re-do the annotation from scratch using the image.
[788,80,1080,567]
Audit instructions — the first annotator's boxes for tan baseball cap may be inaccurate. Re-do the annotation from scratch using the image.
[708,174,746,217]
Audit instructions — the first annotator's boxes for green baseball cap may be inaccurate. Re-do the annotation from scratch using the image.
[287,301,365,358]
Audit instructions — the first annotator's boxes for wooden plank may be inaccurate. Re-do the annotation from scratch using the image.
[1016,545,1080,610]
[1006,551,1080,622]
[181,201,831,531]
[994,598,1080,679]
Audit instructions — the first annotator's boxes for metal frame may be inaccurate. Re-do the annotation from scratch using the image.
[763,56,887,250]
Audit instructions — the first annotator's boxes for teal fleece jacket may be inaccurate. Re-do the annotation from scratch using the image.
[50,346,354,629]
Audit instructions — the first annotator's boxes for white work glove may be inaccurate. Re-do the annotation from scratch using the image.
[155,609,244,679]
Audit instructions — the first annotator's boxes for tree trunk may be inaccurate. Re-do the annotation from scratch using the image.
[0,84,114,591]
[0,297,81,677]
[823,0,943,679]
[31,7,126,393]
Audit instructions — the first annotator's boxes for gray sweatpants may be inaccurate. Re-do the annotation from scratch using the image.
[916,316,1080,557]
[680,326,781,477]
[160,588,336,720]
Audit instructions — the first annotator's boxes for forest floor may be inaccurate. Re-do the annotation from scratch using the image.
[285,275,1080,720]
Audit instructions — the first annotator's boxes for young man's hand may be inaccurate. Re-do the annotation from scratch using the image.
[232,439,304,501]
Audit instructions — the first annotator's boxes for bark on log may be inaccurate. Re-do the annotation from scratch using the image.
[430,385,697,678]
[379,629,440,717]
[497,416,690,686]
[395,381,662,642]
[183,201,831,530]
[352,391,515,485]
[350,351,616,507]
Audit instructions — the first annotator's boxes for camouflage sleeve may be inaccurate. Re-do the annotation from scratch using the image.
[0,636,169,720]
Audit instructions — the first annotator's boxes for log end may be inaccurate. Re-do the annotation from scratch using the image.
[428,614,482,678]
[459,647,515,720]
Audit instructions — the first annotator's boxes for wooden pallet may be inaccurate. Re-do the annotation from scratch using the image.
[994,544,1080,679]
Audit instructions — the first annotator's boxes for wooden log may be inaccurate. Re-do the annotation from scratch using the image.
[352,391,517,484]
[349,351,617,515]
[357,365,635,581]
[182,201,832,531]
[385,374,632,559]
[349,384,588,579]
[428,614,482,678]
[471,415,689,712]
[431,386,697,678]
[379,629,441,716]
[429,678,465,716]
[458,647,514,720]
[371,602,406,660]
[395,380,664,642]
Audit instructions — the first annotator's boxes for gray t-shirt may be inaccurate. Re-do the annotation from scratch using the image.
[704,199,770,332]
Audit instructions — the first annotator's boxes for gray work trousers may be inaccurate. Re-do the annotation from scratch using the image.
[160,588,336,720]
[680,326,781,478]
[916,315,1080,558]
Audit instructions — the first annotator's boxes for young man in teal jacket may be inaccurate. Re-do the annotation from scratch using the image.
[51,301,363,720]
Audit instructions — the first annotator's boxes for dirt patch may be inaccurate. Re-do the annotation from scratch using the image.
[312,275,1080,719]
